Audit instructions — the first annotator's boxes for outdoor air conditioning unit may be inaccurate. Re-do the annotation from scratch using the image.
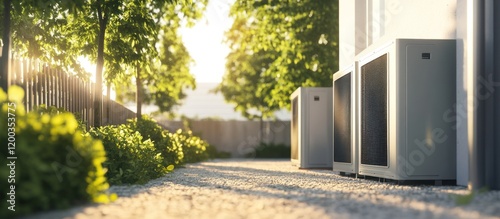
[291,87,333,168]
[357,39,456,182]
[332,63,358,175]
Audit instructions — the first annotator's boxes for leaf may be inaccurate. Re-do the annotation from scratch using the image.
[166,164,175,171]
[8,85,25,103]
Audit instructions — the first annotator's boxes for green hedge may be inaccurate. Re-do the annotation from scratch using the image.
[88,124,168,185]
[0,86,114,217]
[127,116,184,166]
[175,130,211,163]
[128,116,214,165]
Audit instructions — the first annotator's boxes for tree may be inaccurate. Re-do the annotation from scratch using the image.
[1,0,87,92]
[219,0,339,113]
[1,0,126,126]
[144,21,196,113]
[215,16,279,120]
[0,0,11,92]
[2,0,205,124]
[113,0,207,117]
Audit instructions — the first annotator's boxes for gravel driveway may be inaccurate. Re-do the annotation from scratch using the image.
[26,159,500,219]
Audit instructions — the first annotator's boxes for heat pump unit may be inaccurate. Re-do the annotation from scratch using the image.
[333,63,358,175]
[291,87,333,168]
[357,39,456,181]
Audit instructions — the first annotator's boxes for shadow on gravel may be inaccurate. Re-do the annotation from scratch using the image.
[23,160,499,219]
[158,161,495,218]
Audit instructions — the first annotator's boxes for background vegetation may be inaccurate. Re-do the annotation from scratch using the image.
[215,0,339,120]
[0,0,208,124]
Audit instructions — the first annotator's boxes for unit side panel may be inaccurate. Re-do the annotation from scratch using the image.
[334,74,352,163]
[307,91,331,165]
[404,43,457,177]
[291,96,299,160]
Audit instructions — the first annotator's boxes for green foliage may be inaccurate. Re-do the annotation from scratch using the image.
[88,124,167,185]
[127,115,220,165]
[1,0,91,78]
[3,0,208,121]
[220,0,339,112]
[127,115,184,166]
[34,104,88,131]
[215,17,280,120]
[174,129,212,163]
[33,104,67,115]
[246,143,291,158]
[0,86,114,217]
[113,0,208,114]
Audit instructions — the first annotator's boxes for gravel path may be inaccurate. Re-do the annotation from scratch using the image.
[26,159,500,219]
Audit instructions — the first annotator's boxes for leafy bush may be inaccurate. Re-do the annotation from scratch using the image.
[174,130,212,163]
[128,116,214,164]
[34,104,87,131]
[247,143,291,158]
[0,86,114,217]
[88,124,168,185]
[127,116,184,166]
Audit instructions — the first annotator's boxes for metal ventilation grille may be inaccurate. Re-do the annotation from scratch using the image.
[291,96,299,160]
[361,54,388,166]
[334,73,352,163]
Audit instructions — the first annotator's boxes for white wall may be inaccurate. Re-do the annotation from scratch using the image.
[339,0,469,186]
[340,0,457,70]
[455,0,471,188]
[339,0,355,69]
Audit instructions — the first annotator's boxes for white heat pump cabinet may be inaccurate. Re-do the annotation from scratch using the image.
[291,87,333,168]
[357,39,456,182]
[333,63,358,175]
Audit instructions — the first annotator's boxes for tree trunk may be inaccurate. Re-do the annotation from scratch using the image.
[1,0,11,92]
[136,63,142,120]
[94,4,107,127]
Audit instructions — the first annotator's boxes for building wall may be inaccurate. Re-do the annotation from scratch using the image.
[340,0,457,70]
[455,0,472,189]
[339,0,470,186]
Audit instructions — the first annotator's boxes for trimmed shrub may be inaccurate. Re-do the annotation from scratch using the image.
[174,130,212,163]
[127,116,184,166]
[128,116,215,164]
[88,124,167,185]
[0,86,114,217]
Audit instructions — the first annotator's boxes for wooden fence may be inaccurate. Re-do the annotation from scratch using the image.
[158,120,291,157]
[6,55,136,127]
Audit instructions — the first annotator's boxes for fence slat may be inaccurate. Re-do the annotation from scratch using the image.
[6,56,135,127]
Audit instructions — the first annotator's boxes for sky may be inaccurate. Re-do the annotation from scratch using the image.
[179,0,234,83]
